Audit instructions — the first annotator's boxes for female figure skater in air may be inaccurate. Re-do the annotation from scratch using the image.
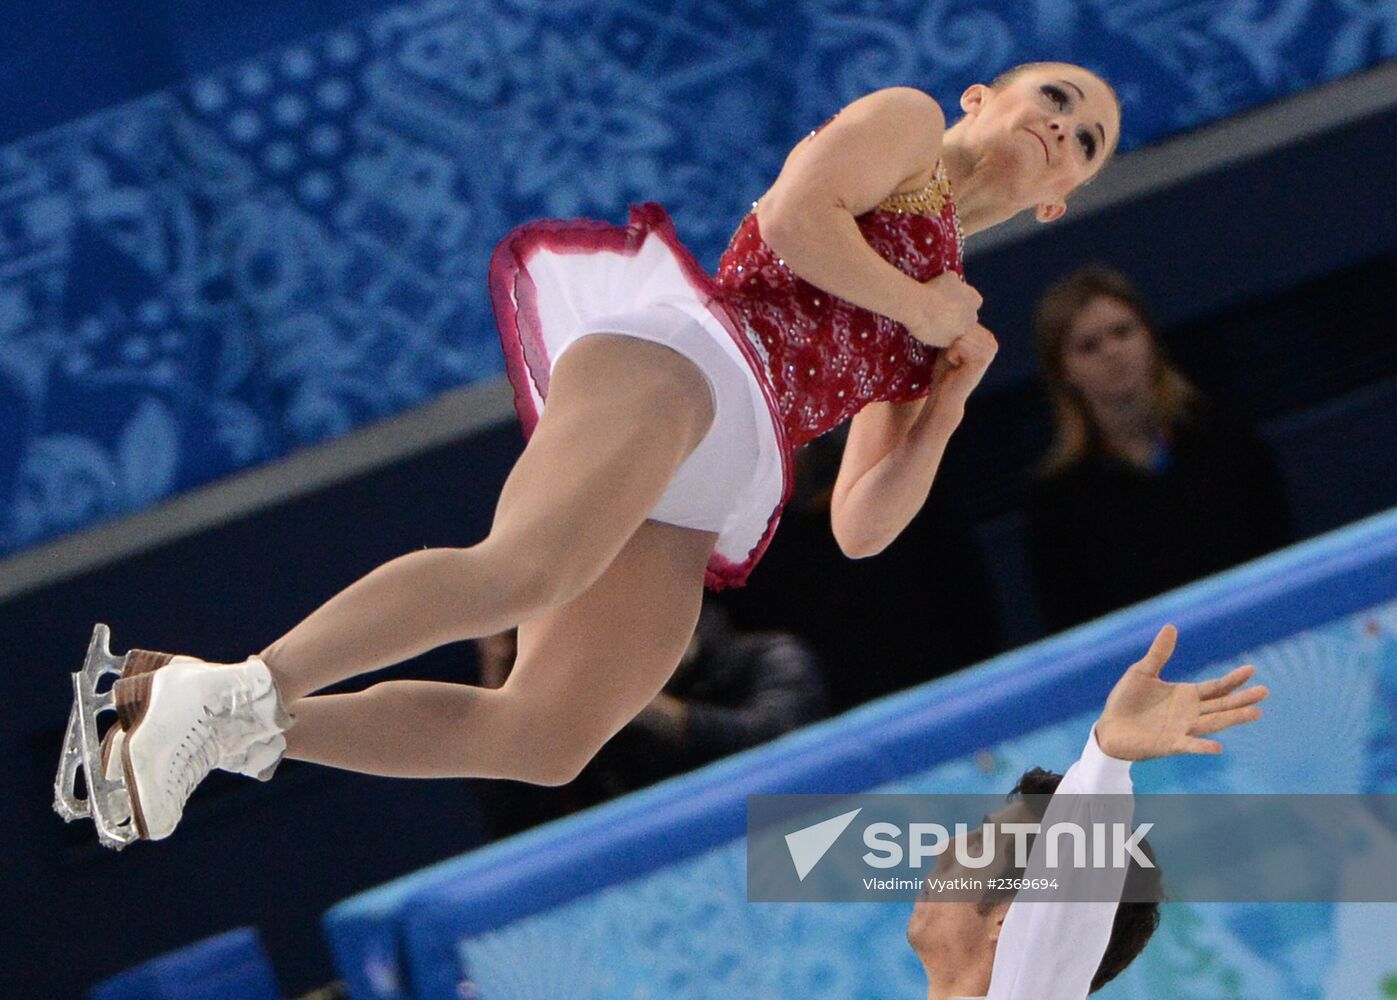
[89,63,1124,841]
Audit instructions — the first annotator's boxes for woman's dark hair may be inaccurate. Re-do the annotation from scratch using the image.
[1033,264,1202,475]
[996,766,1164,993]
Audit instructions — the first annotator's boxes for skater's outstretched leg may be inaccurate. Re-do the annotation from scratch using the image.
[105,333,715,840]
[259,333,716,703]
[280,518,714,782]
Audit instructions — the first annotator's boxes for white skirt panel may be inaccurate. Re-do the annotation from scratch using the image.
[490,207,789,588]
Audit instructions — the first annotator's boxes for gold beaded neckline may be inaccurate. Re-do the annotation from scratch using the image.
[875,160,953,217]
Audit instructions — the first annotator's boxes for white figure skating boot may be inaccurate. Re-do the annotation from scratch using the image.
[54,626,292,848]
[115,651,293,840]
[99,651,286,785]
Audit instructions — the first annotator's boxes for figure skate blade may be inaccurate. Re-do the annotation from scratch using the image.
[53,625,138,849]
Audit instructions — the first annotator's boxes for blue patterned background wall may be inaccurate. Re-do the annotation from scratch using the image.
[1,0,1393,556]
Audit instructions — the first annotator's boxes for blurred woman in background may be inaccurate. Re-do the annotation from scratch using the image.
[1026,265,1292,632]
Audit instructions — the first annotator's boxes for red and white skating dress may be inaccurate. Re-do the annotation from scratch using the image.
[489,136,964,591]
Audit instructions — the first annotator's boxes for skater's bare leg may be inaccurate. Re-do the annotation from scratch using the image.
[280,519,713,782]
[259,334,715,703]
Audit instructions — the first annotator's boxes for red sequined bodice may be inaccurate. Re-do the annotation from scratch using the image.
[712,164,964,452]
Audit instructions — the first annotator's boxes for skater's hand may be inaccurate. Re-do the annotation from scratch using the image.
[926,322,997,417]
[903,273,982,349]
[1094,625,1268,761]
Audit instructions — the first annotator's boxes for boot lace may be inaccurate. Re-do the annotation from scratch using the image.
[167,705,221,812]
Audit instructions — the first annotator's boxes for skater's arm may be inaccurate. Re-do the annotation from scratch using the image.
[757,88,975,346]
[830,326,996,558]
[988,627,1267,999]
[986,727,1135,1000]
[829,396,957,558]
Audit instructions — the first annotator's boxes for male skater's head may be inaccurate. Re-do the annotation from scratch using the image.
[905,768,1162,997]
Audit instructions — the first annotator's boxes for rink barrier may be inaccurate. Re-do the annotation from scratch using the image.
[324,506,1397,1000]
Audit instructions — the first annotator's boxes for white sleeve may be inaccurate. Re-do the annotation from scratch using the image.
[985,725,1135,1000]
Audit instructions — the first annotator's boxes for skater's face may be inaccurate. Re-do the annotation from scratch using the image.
[956,64,1120,224]
[904,800,1034,994]
[1060,295,1157,408]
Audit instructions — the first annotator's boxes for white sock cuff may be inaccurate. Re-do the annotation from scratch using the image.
[235,656,294,732]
